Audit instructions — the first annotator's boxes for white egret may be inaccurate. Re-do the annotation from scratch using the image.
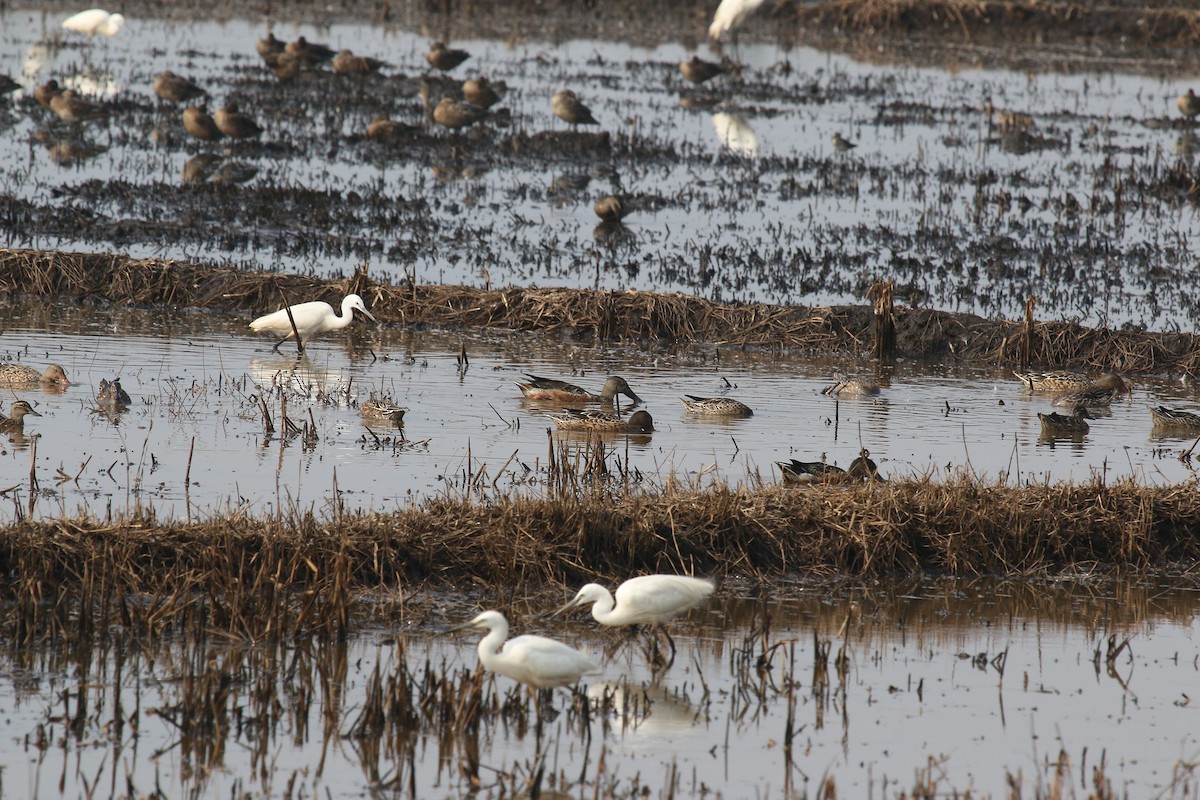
[711,112,758,157]
[62,9,125,37]
[555,575,715,659]
[249,294,377,352]
[457,610,602,689]
[708,0,768,40]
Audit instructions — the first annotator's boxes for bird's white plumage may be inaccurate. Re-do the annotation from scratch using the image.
[557,575,715,627]
[461,610,602,689]
[249,294,376,346]
[708,0,767,39]
[62,9,126,36]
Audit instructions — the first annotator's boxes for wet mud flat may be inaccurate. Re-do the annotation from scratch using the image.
[3,2,1200,330]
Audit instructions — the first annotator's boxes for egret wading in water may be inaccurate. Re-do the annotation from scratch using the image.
[709,0,768,43]
[455,610,602,689]
[62,9,125,37]
[555,575,715,661]
[249,294,377,353]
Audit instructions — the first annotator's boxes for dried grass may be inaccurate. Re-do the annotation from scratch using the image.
[1,477,1198,646]
[3,248,1199,373]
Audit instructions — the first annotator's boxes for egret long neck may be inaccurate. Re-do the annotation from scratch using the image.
[590,590,618,624]
[477,625,507,671]
[331,300,357,330]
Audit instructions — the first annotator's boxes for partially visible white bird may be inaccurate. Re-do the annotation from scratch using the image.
[62,9,126,37]
[712,112,759,157]
[555,575,715,658]
[709,0,768,40]
[457,610,602,689]
[249,294,377,352]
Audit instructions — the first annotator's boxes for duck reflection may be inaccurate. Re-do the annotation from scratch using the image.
[711,112,758,157]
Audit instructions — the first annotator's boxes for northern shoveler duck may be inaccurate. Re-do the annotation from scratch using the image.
[1037,407,1093,436]
[547,409,654,433]
[426,41,470,72]
[516,374,642,405]
[1148,405,1200,430]
[777,459,845,484]
[1014,371,1129,395]
[823,377,881,396]
[361,399,407,422]
[848,448,879,481]
[153,71,206,104]
[96,377,131,407]
[1051,385,1120,408]
[680,395,753,417]
[0,400,40,432]
[0,363,70,388]
[1178,89,1200,119]
[551,89,599,127]
[680,55,724,85]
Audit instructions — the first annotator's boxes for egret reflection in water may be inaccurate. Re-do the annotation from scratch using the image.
[711,111,758,157]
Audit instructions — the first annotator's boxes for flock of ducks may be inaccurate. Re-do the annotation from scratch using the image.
[457,574,714,689]
[0,363,133,434]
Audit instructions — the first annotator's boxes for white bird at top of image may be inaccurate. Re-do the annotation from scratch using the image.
[249,293,377,352]
[62,9,126,37]
[712,112,759,157]
[709,0,768,39]
[455,610,602,689]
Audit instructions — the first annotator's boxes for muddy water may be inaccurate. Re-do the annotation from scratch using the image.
[2,10,1199,330]
[4,579,1198,798]
[0,300,1194,521]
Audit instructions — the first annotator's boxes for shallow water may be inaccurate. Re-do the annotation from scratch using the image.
[1,9,1199,328]
[0,300,1195,521]
[4,578,1198,798]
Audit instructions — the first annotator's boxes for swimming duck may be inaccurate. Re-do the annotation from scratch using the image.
[1149,405,1200,430]
[547,409,654,433]
[285,36,337,65]
[96,377,131,407]
[1037,407,1093,436]
[552,89,599,127]
[0,363,70,388]
[361,399,406,422]
[1050,385,1121,408]
[34,79,63,108]
[256,32,285,61]
[823,376,881,396]
[426,41,470,72]
[367,115,417,140]
[1014,371,1129,395]
[0,400,40,432]
[515,374,642,405]
[680,395,753,417]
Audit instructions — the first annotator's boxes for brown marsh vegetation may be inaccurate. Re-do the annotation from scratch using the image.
[6,248,1200,376]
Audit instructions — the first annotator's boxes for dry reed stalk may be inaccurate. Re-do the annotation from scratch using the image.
[4,247,1200,371]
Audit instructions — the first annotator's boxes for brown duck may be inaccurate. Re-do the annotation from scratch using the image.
[426,41,470,72]
[183,105,222,141]
[153,70,206,104]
